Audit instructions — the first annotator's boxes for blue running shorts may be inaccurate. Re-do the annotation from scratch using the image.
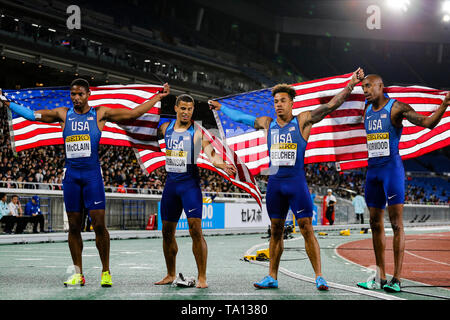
[62,166,106,212]
[364,159,405,210]
[266,175,313,220]
[160,178,203,222]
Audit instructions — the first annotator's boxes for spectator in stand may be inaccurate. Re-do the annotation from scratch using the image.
[8,194,23,217]
[324,189,337,225]
[25,195,44,233]
[0,192,15,234]
[352,190,367,233]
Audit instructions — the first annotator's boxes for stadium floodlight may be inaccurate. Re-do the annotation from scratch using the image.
[443,0,450,13]
[385,0,411,12]
[442,1,450,22]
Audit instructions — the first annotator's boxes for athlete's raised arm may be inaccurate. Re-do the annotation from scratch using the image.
[392,91,449,129]
[308,67,364,125]
[296,68,364,141]
[208,100,272,130]
[98,83,170,123]
[1,89,68,124]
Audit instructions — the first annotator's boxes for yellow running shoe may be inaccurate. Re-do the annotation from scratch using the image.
[64,273,85,287]
[101,271,112,287]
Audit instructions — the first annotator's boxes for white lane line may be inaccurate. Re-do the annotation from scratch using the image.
[246,238,405,301]
[405,250,450,267]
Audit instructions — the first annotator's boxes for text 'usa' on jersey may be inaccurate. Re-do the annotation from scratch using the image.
[267,117,307,178]
[164,120,200,181]
[63,107,102,169]
[364,99,403,167]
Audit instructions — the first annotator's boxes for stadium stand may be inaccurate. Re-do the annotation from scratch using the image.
[0,0,448,206]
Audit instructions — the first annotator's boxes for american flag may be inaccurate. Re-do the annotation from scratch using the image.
[4,85,262,205]
[136,120,263,208]
[4,84,163,152]
[214,73,449,173]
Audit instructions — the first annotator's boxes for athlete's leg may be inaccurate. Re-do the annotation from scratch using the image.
[155,180,183,285]
[63,169,84,275]
[89,209,110,273]
[265,178,290,280]
[155,220,179,285]
[67,211,84,274]
[188,217,208,288]
[364,167,388,282]
[178,179,206,287]
[385,164,406,281]
[369,206,387,281]
[268,218,285,280]
[297,217,322,277]
[387,204,405,280]
[82,168,109,273]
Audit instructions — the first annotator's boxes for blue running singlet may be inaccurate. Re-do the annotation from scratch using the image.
[164,120,200,182]
[364,99,405,209]
[265,117,313,220]
[62,107,105,212]
[161,120,202,222]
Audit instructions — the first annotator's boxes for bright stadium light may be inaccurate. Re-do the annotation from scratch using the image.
[442,1,450,22]
[385,0,411,13]
[443,0,450,13]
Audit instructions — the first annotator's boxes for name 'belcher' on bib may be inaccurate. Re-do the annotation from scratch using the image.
[267,117,307,178]
[270,142,298,166]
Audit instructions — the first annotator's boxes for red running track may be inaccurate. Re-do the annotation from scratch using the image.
[336,232,450,287]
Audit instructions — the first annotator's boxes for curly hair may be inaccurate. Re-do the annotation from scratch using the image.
[271,83,296,101]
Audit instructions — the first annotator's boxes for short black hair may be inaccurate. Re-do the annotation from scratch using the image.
[11,194,18,199]
[70,78,90,92]
[0,193,6,199]
[271,83,296,101]
[176,94,194,106]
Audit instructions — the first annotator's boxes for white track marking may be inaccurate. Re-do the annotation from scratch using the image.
[246,238,404,300]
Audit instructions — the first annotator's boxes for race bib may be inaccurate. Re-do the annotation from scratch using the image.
[165,149,188,173]
[65,134,91,159]
[367,132,390,158]
[270,143,297,166]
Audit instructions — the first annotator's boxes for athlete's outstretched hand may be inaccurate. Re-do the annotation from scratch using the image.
[350,67,365,86]
[0,89,9,108]
[221,163,237,176]
[208,100,221,111]
[159,83,170,99]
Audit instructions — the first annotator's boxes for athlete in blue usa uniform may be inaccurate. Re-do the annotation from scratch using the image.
[266,117,313,221]
[1,79,170,287]
[209,68,365,290]
[356,75,449,293]
[155,94,236,289]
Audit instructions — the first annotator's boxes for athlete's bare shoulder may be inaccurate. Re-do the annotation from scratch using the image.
[158,121,170,138]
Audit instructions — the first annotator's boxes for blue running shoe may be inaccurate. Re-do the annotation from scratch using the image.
[253,275,278,289]
[316,276,329,291]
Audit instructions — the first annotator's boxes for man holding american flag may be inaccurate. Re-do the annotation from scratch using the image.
[209,67,365,291]
[0,79,170,288]
[357,75,450,293]
[154,94,236,289]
